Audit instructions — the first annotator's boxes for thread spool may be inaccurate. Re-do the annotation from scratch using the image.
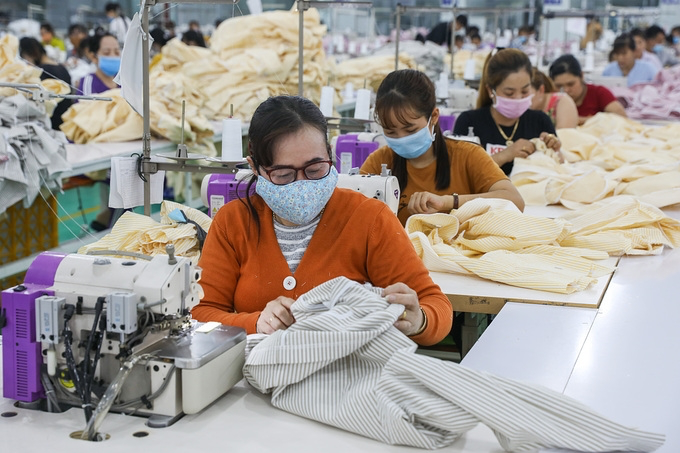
[222,118,243,161]
[354,88,371,120]
[463,59,476,80]
[320,86,334,117]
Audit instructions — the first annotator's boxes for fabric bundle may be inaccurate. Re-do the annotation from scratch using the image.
[444,49,491,80]
[0,34,71,215]
[77,200,211,263]
[512,113,680,209]
[367,40,444,82]
[405,197,680,293]
[244,276,664,452]
[611,65,680,120]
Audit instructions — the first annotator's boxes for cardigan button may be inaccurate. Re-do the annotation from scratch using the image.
[283,276,296,290]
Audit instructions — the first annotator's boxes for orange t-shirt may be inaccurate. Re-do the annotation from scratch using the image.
[360,138,508,225]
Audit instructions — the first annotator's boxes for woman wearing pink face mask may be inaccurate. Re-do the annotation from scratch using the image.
[453,49,562,175]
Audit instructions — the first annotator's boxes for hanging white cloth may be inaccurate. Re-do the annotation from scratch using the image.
[244,277,664,452]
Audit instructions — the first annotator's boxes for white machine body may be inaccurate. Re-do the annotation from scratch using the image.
[19,251,246,428]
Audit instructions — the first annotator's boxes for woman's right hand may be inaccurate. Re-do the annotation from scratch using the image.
[256,296,296,334]
[494,138,534,165]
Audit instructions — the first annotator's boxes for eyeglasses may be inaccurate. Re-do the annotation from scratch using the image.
[260,160,333,185]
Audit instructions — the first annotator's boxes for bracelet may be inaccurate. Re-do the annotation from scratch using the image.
[452,193,459,210]
[409,307,428,337]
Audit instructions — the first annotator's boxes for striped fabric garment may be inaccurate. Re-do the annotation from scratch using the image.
[243,277,664,451]
[77,200,210,261]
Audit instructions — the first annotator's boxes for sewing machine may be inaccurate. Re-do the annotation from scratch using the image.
[1,246,246,434]
[201,166,400,216]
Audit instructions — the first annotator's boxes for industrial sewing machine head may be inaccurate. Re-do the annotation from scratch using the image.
[2,245,246,435]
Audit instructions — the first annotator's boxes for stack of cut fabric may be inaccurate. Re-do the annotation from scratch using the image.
[445,49,491,80]
[368,40,446,81]
[511,113,680,209]
[0,34,71,215]
[203,8,330,120]
[77,200,211,263]
[329,53,418,95]
[406,197,680,293]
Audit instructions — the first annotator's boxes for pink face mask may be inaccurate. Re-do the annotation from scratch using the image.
[492,90,534,119]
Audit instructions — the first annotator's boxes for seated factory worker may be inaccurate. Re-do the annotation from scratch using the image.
[549,54,627,125]
[530,67,578,129]
[453,48,563,176]
[360,69,523,226]
[192,95,453,346]
[602,33,659,86]
[77,33,120,95]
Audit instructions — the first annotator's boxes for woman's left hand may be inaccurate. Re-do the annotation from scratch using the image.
[540,132,561,152]
[382,282,425,336]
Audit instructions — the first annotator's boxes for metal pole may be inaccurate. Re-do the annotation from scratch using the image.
[450,4,456,78]
[493,11,499,48]
[298,1,305,97]
[142,0,152,216]
[395,4,401,71]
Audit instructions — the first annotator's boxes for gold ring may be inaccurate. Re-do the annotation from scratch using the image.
[401,310,407,320]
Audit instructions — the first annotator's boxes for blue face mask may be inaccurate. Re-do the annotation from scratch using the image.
[652,43,665,54]
[674,36,680,45]
[256,166,338,225]
[98,56,120,77]
[384,118,435,160]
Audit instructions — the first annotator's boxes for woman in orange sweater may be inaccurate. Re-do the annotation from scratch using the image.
[192,95,452,346]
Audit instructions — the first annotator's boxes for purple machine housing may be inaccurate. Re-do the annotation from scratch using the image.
[204,173,256,218]
[439,114,456,136]
[335,134,379,174]
[2,252,66,402]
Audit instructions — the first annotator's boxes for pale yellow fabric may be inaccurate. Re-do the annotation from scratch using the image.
[406,199,613,294]
[407,197,680,293]
[0,34,70,116]
[511,113,680,209]
[77,200,211,262]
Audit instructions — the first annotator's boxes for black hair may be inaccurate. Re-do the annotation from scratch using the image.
[150,27,167,47]
[181,30,206,48]
[374,69,450,193]
[466,25,480,37]
[105,2,121,14]
[87,32,117,55]
[469,33,481,42]
[19,37,46,66]
[477,48,532,108]
[40,22,55,34]
[549,54,583,79]
[68,23,88,36]
[612,33,635,54]
[245,96,331,234]
[629,27,645,40]
[456,14,468,28]
[645,25,665,41]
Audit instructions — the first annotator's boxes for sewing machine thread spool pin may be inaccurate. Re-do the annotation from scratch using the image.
[166,244,177,264]
[176,100,188,158]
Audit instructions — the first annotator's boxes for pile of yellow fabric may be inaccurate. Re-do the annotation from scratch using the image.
[328,53,418,94]
[77,200,211,263]
[406,197,680,293]
[0,34,71,117]
[60,89,142,143]
[512,113,680,209]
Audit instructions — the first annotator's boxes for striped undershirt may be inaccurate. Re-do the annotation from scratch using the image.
[273,216,320,273]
